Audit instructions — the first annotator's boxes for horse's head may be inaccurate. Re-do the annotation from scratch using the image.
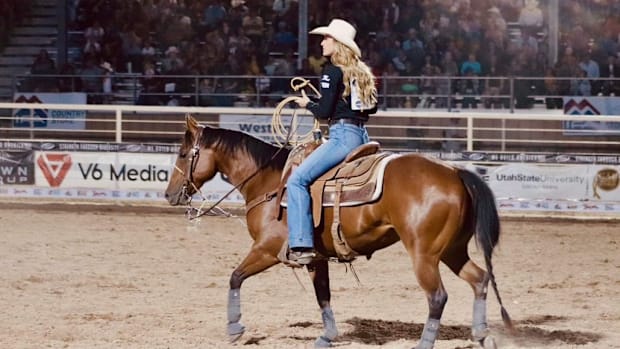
[165,114,218,206]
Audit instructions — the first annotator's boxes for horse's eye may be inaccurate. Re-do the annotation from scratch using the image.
[179,152,187,159]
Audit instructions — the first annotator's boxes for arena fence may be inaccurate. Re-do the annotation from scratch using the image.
[0,102,619,218]
[1,102,620,152]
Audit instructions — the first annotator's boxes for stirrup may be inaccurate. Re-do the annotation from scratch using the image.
[288,250,316,266]
[277,244,316,268]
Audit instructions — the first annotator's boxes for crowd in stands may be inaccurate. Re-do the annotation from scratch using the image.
[21,0,620,108]
[0,0,33,51]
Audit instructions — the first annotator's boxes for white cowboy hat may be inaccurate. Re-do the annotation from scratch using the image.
[309,19,361,58]
[100,61,113,72]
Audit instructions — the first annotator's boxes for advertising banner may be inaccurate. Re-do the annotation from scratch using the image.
[563,96,620,135]
[487,163,590,200]
[219,114,315,144]
[12,93,87,129]
[483,163,620,202]
[464,163,620,214]
[34,151,174,190]
[22,151,243,203]
[0,143,618,214]
[0,140,179,154]
[0,150,34,185]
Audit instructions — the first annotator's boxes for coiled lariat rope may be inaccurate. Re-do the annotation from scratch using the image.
[271,77,322,146]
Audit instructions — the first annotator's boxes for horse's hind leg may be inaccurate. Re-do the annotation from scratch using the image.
[308,259,338,348]
[443,253,495,348]
[410,254,448,349]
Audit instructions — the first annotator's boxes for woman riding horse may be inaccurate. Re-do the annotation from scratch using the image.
[165,113,512,348]
[287,19,378,266]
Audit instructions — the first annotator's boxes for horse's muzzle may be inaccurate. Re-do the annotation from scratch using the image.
[165,188,190,206]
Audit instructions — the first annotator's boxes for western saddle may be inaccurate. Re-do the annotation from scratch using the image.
[279,140,399,261]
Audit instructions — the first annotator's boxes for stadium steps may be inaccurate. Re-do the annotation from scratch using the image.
[3,46,57,57]
[0,0,57,101]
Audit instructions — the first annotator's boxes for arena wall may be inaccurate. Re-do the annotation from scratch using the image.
[1,102,620,218]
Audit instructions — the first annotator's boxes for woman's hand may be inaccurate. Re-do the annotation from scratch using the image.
[294,90,310,108]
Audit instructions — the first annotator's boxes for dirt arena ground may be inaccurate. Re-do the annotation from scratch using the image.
[1,201,619,349]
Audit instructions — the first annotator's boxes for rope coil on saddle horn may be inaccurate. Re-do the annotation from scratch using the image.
[271,77,322,146]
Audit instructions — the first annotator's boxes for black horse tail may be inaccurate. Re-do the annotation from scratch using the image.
[457,168,514,331]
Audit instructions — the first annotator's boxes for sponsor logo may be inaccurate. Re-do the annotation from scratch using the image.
[0,151,34,185]
[13,95,48,127]
[37,153,72,187]
[125,144,142,152]
[564,98,601,115]
[40,143,56,150]
[468,153,485,161]
[555,154,571,162]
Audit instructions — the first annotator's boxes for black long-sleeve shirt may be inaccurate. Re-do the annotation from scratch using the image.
[307,63,377,123]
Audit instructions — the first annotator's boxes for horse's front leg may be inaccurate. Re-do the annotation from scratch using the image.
[227,244,279,342]
[308,259,338,348]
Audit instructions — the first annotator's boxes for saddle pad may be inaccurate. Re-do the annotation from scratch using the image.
[281,153,401,208]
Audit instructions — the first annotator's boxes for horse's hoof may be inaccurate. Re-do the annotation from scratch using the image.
[227,322,245,342]
[480,335,497,349]
[315,335,333,348]
[413,341,434,349]
[472,326,490,341]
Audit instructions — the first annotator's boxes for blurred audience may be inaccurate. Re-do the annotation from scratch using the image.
[15,0,615,108]
[29,49,57,92]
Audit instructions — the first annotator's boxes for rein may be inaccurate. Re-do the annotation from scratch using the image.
[178,122,292,220]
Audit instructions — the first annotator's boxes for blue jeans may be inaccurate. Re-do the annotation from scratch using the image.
[287,121,369,249]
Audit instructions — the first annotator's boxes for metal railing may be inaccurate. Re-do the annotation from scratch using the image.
[1,102,620,155]
[7,73,620,111]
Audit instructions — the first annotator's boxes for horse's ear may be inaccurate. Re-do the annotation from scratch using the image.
[185,114,200,132]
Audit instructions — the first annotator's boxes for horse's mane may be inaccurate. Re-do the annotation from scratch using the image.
[198,127,291,170]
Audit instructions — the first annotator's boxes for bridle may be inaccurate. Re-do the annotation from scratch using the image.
[173,125,290,220]
[175,85,314,221]
[174,127,233,219]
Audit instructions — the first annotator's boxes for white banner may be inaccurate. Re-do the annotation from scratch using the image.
[484,163,620,202]
[34,152,173,190]
[12,93,87,129]
[488,164,590,200]
[219,114,315,144]
[563,96,620,135]
[28,151,243,203]
[2,149,619,213]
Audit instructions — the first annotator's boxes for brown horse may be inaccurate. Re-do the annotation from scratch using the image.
[165,115,512,349]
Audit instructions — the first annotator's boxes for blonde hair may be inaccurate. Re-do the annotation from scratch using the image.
[330,41,377,109]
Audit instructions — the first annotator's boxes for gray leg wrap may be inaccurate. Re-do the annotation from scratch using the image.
[472,299,489,341]
[227,289,245,339]
[321,307,338,340]
[315,307,338,348]
[416,318,440,349]
[227,289,241,323]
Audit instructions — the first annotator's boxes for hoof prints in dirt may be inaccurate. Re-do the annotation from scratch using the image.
[338,317,470,344]
[243,336,267,345]
[290,316,601,346]
[505,315,602,346]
